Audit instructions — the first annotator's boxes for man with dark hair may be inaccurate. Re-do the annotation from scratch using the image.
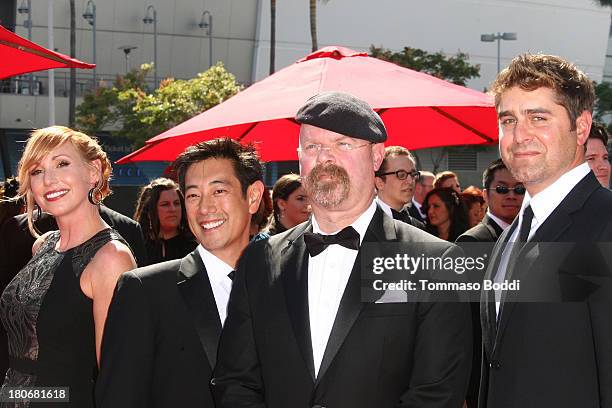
[213,92,472,408]
[374,145,425,229]
[586,121,610,188]
[96,138,264,407]
[409,170,434,222]
[456,159,524,408]
[480,54,612,408]
[457,159,524,243]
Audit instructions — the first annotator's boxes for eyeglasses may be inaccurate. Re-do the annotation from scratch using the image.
[297,141,373,156]
[494,185,526,195]
[376,169,420,180]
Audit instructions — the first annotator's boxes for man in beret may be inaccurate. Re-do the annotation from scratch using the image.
[213,91,472,408]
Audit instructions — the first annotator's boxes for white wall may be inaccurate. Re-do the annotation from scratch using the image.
[253,0,611,90]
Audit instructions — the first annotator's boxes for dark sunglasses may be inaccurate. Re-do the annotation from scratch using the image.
[377,170,420,180]
[494,185,526,195]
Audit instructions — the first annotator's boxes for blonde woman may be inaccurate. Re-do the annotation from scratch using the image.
[0,126,135,407]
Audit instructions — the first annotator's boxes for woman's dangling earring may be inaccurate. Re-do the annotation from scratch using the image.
[34,203,42,221]
[88,182,103,205]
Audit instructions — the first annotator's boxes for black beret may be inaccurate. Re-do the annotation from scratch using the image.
[295,91,387,142]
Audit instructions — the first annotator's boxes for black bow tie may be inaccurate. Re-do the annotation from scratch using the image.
[303,226,360,257]
[391,208,410,223]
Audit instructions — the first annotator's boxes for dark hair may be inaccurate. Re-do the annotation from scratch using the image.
[482,159,508,190]
[423,187,469,241]
[434,171,458,189]
[271,174,303,222]
[589,121,609,146]
[251,186,273,233]
[490,54,595,129]
[134,177,186,241]
[173,138,264,197]
[376,146,415,177]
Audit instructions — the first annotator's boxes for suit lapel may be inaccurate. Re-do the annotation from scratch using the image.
[177,250,222,369]
[281,222,316,382]
[316,208,395,385]
[480,219,517,360]
[484,214,504,240]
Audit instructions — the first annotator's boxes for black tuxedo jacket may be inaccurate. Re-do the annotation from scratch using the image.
[456,214,504,244]
[408,203,425,223]
[213,207,472,408]
[96,250,218,408]
[479,172,612,408]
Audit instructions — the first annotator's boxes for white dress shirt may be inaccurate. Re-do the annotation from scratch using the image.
[375,196,394,218]
[197,245,234,326]
[495,163,591,316]
[487,210,510,231]
[308,200,376,377]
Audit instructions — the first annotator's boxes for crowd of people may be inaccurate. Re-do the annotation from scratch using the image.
[0,52,610,408]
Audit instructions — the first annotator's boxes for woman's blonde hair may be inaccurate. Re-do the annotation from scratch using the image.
[17,126,112,237]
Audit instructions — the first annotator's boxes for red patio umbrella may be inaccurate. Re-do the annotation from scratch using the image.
[117,46,498,164]
[0,25,94,79]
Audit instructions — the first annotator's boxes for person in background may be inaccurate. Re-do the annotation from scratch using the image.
[266,173,311,235]
[409,170,434,222]
[456,159,524,408]
[374,146,424,229]
[461,186,486,228]
[134,177,196,265]
[0,177,24,228]
[0,126,136,407]
[423,187,469,241]
[434,170,461,192]
[586,121,610,188]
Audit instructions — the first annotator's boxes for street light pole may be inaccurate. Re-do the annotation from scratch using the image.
[83,0,96,88]
[118,46,137,73]
[199,10,213,69]
[480,32,517,73]
[143,5,158,88]
[18,0,33,93]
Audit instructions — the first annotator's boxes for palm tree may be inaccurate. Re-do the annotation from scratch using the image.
[309,0,329,52]
[68,0,76,127]
[270,0,276,74]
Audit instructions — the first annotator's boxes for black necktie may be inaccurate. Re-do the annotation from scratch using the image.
[518,205,534,244]
[391,208,410,224]
[303,226,360,257]
[227,270,235,281]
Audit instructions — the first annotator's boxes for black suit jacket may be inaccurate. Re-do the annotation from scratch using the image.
[479,172,612,408]
[96,250,218,408]
[408,203,425,223]
[455,214,504,408]
[456,214,504,244]
[213,207,472,408]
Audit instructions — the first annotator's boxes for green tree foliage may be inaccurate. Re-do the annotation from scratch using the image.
[369,45,480,86]
[76,63,242,147]
[595,82,612,122]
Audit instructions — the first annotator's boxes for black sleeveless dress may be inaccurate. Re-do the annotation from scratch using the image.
[0,228,128,407]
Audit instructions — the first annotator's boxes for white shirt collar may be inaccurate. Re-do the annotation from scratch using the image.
[311,200,377,244]
[412,197,422,210]
[520,162,590,227]
[375,196,393,218]
[486,210,511,230]
[196,245,234,283]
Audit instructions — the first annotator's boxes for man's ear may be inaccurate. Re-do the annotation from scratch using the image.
[374,175,385,191]
[483,189,490,205]
[372,143,385,172]
[247,180,265,215]
[575,111,592,147]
